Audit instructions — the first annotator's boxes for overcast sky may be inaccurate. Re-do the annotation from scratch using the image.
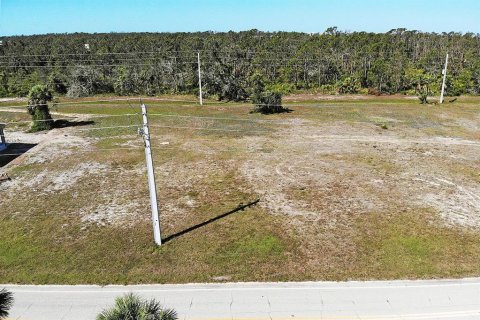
[1,0,479,36]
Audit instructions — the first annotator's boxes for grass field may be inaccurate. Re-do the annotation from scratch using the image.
[0,94,479,284]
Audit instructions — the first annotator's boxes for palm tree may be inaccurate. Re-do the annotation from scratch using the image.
[0,288,14,319]
[27,85,54,132]
[97,293,177,320]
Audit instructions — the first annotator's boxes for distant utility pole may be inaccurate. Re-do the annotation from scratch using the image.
[141,104,162,246]
[440,53,449,104]
[197,52,203,105]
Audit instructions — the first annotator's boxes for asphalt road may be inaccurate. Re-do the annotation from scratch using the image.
[4,279,480,320]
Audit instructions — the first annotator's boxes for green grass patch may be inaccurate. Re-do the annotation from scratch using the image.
[354,211,480,279]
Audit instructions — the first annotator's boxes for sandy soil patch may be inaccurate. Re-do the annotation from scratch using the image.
[241,120,480,231]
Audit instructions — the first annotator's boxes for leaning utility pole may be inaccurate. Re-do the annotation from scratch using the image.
[141,104,162,246]
[440,53,449,104]
[197,52,203,105]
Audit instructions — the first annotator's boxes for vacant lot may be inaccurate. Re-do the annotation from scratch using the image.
[0,95,479,284]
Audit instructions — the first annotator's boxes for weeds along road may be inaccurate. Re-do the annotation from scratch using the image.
[4,279,480,320]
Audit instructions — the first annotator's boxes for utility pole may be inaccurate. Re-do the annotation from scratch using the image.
[440,53,449,104]
[197,52,203,105]
[141,104,162,246]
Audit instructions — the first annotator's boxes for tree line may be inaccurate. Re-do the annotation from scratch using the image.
[0,28,479,99]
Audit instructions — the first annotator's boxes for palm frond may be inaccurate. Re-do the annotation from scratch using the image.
[96,293,177,320]
[0,288,14,319]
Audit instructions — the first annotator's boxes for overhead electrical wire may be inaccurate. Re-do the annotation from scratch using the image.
[0,55,374,65]
[0,97,198,109]
[0,144,271,157]
[149,124,268,134]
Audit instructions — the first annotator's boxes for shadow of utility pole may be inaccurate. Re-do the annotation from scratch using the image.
[162,199,261,244]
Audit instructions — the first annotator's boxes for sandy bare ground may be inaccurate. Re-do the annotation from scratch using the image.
[2,116,480,229]
[241,120,480,233]
[0,129,147,228]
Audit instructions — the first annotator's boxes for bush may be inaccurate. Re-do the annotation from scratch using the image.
[0,288,13,319]
[97,293,177,320]
[266,83,295,95]
[251,90,287,114]
[359,88,369,95]
[317,84,337,95]
[337,77,361,94]
[368,88,382,96]
[250,72,289,114]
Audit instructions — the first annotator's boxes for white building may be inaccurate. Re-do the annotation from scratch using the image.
[0,123,6,151]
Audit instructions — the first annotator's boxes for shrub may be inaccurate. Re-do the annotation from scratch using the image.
[317,84,337,95]
[0,288,13,319]
[251,90,286,114]
[250,72,288,114]
[337,77,361,94]
[266,83,295,95]
[358,88,369,95]
[97,293,177,320]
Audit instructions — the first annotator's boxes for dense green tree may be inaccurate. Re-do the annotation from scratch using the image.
[0,30,479,98]
[47,71,68,94]
[67,66,104,98]
[473,67,480,94]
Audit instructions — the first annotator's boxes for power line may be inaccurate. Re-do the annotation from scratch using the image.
[1,111,291,128]
[0,60,199,67]
[2,117,80,125]
[149,124,268,134]
[0,52,435,68]
[0,146,145,157]
[0,144,270,157]
[148,113,284,124]
[0,63,195,68]
[0,42,431,59]
[0,97,197,109]
[75,124,140,131]
[0,56,381,65]
[0,62,341,69]
[1,100,422,120]
[61,125,268,133]
[0,50,266,59]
